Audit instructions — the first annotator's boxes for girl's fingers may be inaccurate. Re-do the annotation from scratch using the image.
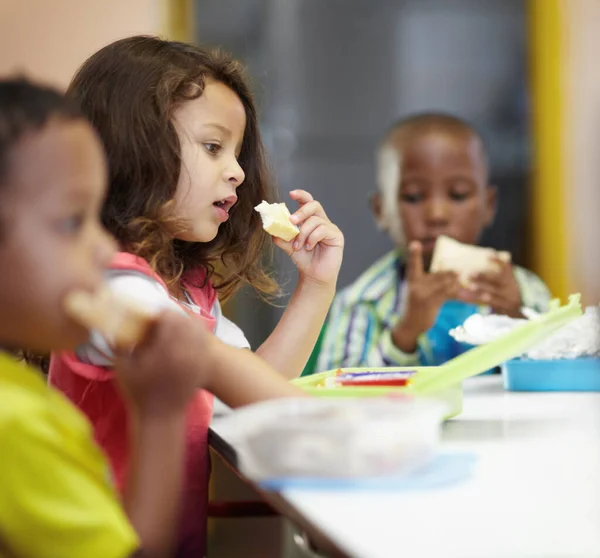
[290,200,327,225]
[292,215,328,250]
[272,235,294,256]
[304,223,344,251]
[289,189,314,205]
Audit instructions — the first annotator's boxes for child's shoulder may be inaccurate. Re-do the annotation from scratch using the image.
[513,265,552,311]
[110,252,165,282]
[0,355,91,440]
[109,253,217,305]
[0,357,46,423]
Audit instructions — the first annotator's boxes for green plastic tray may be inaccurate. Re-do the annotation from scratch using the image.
[294,367,462,419]
[294,295,583,419]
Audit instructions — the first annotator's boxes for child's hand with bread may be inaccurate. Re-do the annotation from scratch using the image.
[256,190,344,289]
[462,257,523,318]
[112,311,218,416]
[430,235,523,318]
[64,287,213,415]
[391,241,460,353]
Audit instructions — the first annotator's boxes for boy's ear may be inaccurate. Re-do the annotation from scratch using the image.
[370,191,385,228]
[484,185,498,227]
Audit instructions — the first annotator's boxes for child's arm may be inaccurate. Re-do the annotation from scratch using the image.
[115,311,304,412]
[391,242,459,353]
[256,190,344,379]
[112,312,213,558]
[315,244,461,371]
[112,311,302,558]
[120,410,187,558]
[255,278,336,378]
[316,295,423,370]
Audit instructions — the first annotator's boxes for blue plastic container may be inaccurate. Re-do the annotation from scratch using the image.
[502,358,600,392]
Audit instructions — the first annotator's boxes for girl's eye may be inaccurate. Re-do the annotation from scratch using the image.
[58,214,85,235]
[204,143,222,155]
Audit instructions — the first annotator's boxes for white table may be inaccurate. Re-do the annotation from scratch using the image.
[210,377,600,558]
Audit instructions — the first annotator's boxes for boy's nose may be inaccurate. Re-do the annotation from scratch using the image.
[425,196,450,224]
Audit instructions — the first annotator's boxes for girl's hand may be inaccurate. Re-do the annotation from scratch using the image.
[274,190,344,289]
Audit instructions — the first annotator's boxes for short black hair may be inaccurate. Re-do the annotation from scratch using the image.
[380,111,489,178]
[0,77,82,184]
[383,111,484,142]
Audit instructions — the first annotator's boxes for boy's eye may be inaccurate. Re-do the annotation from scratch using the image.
[204,143,222,155]
[400,191,423,204]
[449,187,475,202]
[58,214,85,235]
[448,180,476,201]
[449,191,471,201]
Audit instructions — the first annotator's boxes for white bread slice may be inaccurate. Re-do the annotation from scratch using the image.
[64,288,158,347]
[254,201,300,242]
[430,235,511,287]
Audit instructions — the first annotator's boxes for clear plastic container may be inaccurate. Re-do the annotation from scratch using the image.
[212,397,447,482]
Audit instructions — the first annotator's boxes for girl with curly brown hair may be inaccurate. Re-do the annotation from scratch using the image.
[49,36,343,557]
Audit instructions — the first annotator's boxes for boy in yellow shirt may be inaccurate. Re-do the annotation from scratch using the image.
[0,78,299,558]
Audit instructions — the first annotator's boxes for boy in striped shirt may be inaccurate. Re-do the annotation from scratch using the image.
[315,113,550,371]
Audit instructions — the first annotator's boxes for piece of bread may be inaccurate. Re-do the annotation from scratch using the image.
[254,201,300,242]
[64,288,158,347]
[429,235,511,287]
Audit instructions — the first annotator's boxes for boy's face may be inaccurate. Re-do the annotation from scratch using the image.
[375,129,496,270]
[0,119,115,353]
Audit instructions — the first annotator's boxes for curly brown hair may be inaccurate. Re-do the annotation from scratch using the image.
[67,36,277,301]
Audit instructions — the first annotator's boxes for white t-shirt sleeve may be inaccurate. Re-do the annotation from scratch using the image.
[211,300,251,350]
[77,271,250,366]
[76,270,182,366]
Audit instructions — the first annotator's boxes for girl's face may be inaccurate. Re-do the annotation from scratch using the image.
[0,119,115,352]
[172,80,246,242]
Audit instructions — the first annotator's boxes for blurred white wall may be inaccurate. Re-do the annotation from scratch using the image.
[0,0,164,88]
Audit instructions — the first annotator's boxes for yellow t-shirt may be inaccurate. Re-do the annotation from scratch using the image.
[0,353,138,558]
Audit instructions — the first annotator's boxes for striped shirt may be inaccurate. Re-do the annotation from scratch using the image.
[316,250,552,372]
